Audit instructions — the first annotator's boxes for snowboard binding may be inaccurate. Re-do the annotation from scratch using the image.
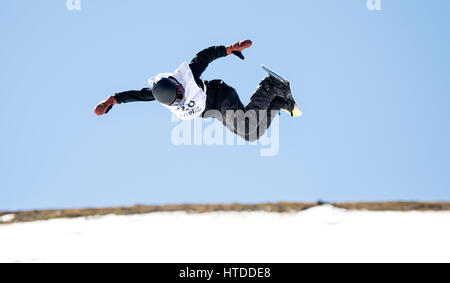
[262,65,302,117]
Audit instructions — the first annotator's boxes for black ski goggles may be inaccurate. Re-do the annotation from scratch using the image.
[169,77,185,106]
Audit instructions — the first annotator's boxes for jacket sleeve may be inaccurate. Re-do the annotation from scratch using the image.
[114,88,155,104]
[189,46,228,80]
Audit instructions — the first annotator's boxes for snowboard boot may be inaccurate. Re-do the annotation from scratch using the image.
[260,75,292,100]
[270,96,295,112]
[260,76,302,117]
[261,65,302,117]
[269,96,302,117]
[95,96,117,116]
[246,76,283,111]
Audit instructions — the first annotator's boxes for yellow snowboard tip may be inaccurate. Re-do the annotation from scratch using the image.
[282,105,303,117]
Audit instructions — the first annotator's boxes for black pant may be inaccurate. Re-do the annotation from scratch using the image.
[202,78,288,142]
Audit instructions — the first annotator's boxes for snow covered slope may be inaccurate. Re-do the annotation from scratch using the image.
[0,205,449,263]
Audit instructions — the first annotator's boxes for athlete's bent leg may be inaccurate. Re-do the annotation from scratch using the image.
[203,79,290,142]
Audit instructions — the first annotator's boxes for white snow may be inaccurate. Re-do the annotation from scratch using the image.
[0,205,449,263]
[0,214,15,223]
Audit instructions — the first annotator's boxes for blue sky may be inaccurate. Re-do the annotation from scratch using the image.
[1,0,449,210]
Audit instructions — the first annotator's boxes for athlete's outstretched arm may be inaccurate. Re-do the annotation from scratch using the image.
[94,88,155,116]
[114,88,155,104]
[189,46,228,80]
[189,40,252,80]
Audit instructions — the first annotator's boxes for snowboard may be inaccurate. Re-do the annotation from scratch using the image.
[261,65,302,117]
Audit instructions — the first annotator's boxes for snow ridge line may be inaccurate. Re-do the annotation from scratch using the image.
[1,202,450,224]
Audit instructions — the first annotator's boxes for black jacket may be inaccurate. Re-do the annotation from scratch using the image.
[114,46,228,104]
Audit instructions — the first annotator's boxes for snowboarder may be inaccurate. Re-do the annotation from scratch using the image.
[94,40,301,142]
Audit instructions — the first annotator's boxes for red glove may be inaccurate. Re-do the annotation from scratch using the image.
[226,40,252,59]
[94,96,117,116]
